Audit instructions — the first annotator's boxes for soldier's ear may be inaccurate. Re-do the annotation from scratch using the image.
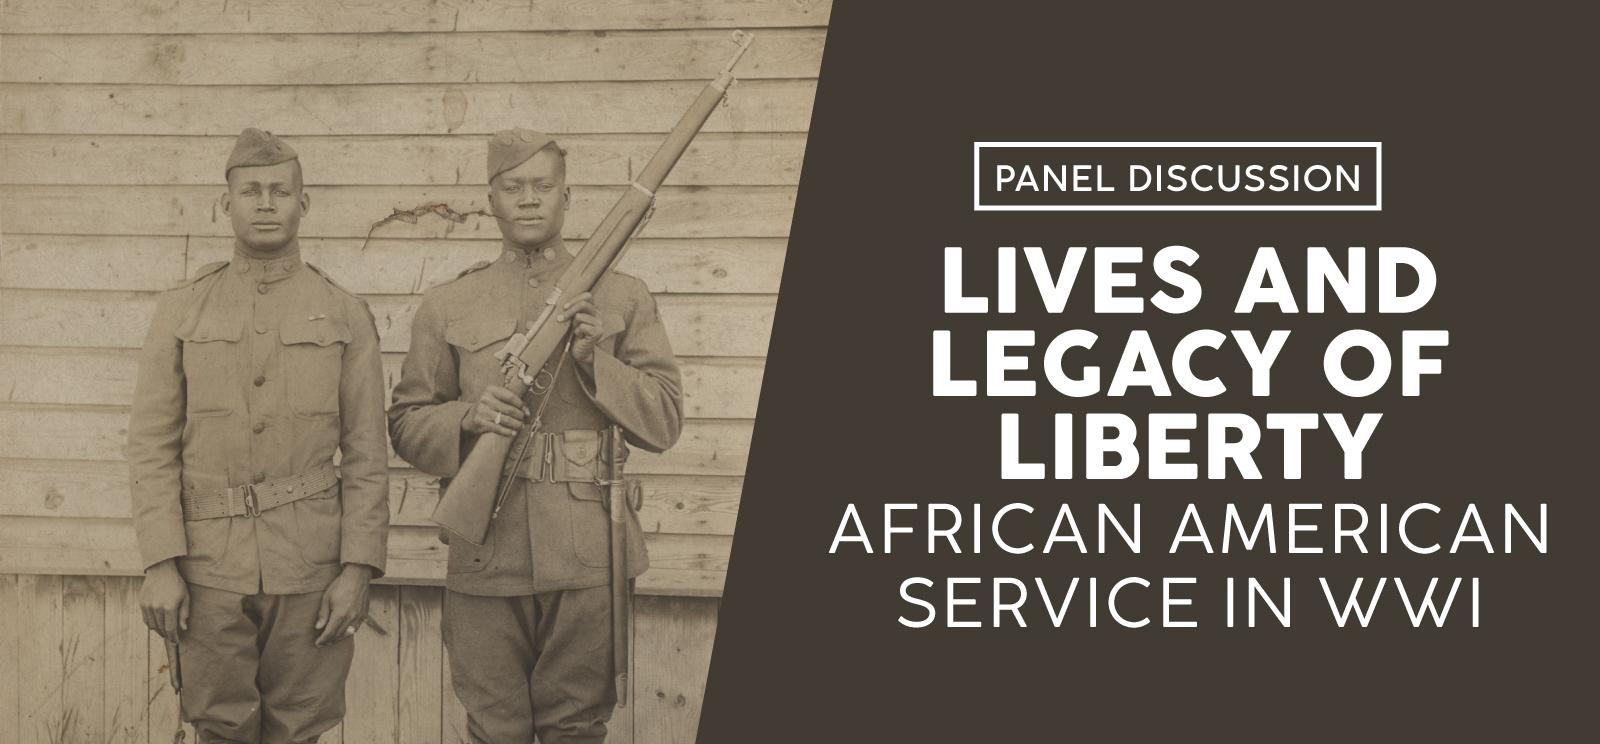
[562,185,571,210]
[299,190,310,215]
[220,190,233,215]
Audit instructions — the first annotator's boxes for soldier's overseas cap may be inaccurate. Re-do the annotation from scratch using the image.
[226,128,298,177]
[488,128,557,182]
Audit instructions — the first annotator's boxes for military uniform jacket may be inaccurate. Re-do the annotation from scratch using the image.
[127,249,390,595]
[388,248,682,596]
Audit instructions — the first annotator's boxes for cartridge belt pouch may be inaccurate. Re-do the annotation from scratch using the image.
[501,429,629,485]
[180,463,338,521]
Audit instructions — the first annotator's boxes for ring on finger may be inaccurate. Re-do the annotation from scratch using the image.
[345,625,359,636]
[493,411,503,426]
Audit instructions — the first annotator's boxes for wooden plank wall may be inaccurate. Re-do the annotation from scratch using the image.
[0,575,718,744]
[0,2,826,741]
[0,0,830,598]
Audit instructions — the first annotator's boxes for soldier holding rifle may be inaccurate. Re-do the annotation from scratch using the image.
[387,130,682,743]
[390,33,753,742]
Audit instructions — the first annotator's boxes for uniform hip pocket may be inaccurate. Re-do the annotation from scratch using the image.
[181,518,233,567]
[446,532,495,574]
[566,482,613,569]
[291,486,343,568]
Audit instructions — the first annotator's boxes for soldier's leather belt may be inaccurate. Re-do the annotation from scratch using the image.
[180,463,338,521]
[501,429,627,484]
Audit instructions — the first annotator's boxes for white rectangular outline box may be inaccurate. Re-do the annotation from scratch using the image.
[971,141,1383,212]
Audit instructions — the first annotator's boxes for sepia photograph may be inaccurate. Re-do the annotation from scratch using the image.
[0,1,829,742]
[6,2,1595,743]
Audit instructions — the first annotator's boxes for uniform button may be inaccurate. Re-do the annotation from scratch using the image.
[252,472,266,484]
[527,277,540,288]
[256,326,268,335]
[253,422,266,434]
[257,283,269,295]
[254,375,266,386]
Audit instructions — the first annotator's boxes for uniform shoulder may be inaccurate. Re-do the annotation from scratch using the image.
[440,260,494,285]
[174,261,229,288]
[422,259,496,301]
[303,263,378,331]
[600,270,652,298]
[148,261,227,327]
[457,260,494,279]
[598,270,656,315]
[305,262,362,299]
[154,261,227,304]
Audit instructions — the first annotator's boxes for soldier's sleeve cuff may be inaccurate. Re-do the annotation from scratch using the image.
[579,349,680,452]
[339,542,388,579]
[341,560,385,580]
[138,535,188,572]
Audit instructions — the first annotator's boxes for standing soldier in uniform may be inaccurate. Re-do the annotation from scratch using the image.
[128,129,391,743]
[389,130,682,744]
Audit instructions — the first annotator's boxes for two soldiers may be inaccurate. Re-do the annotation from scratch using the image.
[130,128,679,743]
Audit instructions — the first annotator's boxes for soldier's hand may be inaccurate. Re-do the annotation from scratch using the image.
[556,291,603,365]
[139,559,189,640]
[315,563,373,647]
[464,385,527,437]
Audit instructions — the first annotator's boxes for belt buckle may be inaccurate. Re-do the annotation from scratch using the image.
[240,483,261,517]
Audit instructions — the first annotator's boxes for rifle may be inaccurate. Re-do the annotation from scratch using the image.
[432,30,756,545]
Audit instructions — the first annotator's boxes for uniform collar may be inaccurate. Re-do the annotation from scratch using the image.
[497,245,572,280]
[232,244,304,280]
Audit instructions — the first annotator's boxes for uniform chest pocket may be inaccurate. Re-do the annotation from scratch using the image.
[445,317,517,387]
[177,321,244,416]
[280,317,351,417]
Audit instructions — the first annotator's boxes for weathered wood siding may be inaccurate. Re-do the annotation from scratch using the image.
[0,2,826,741]
[0,0,829,598]
[0,575,718,744]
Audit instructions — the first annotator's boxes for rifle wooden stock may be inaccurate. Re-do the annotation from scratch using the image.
[431,424,518,545]
[432,31,755,546]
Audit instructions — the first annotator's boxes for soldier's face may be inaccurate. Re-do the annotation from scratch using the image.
[489,149,569,249]
[222,161,308,253]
